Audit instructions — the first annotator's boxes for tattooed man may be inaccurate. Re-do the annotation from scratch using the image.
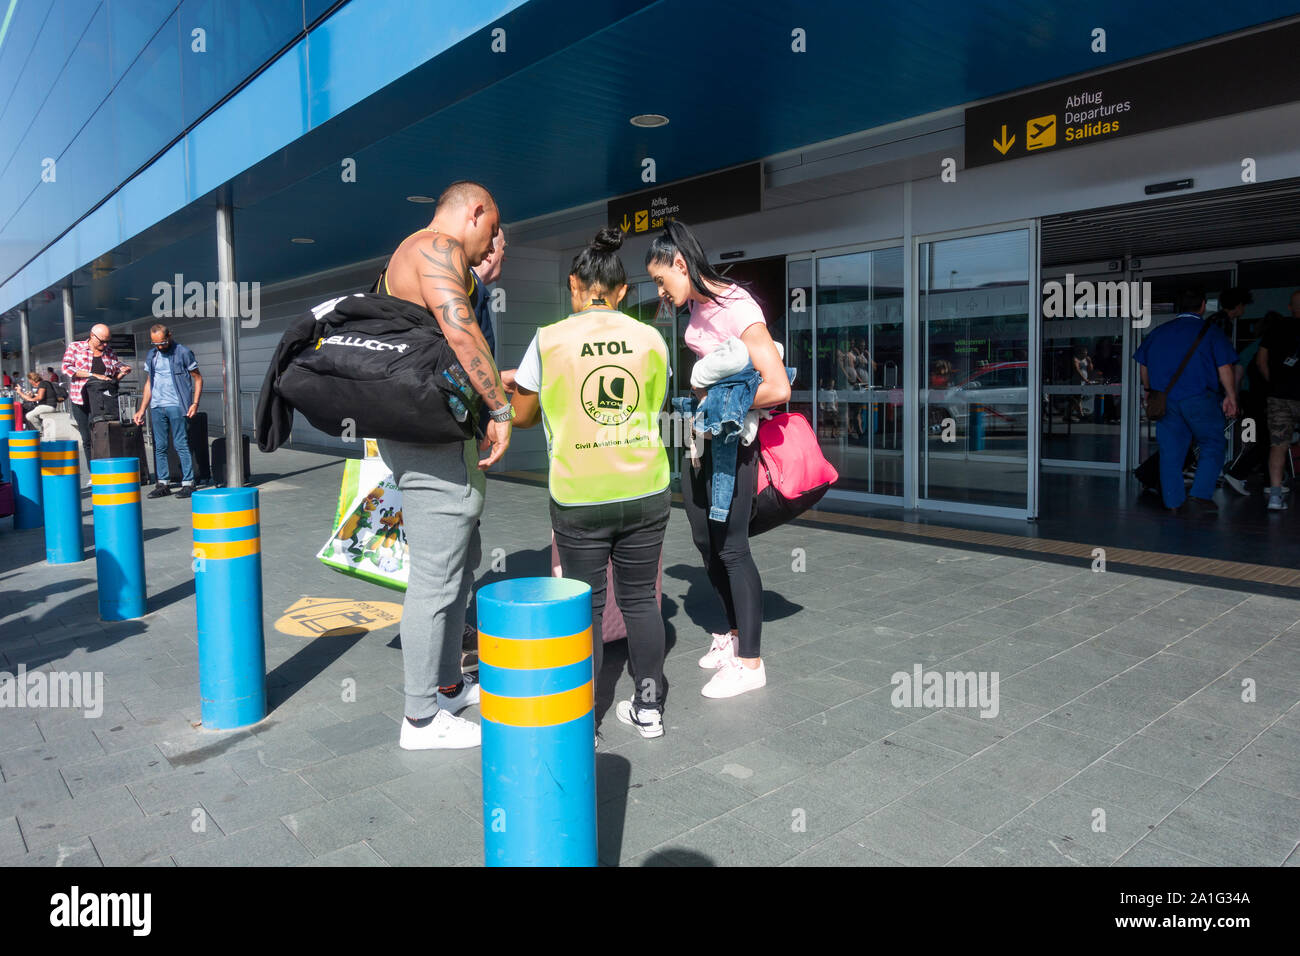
[377,181,514,750]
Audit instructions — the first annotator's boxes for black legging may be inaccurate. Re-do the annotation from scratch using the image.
[682,438,763,658]
[69,399,96,463]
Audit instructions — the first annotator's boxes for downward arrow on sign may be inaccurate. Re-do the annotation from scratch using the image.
[993,125,1015,155]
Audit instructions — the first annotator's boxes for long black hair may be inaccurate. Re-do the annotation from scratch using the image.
[570,227,626,294]
[645,220,738,306]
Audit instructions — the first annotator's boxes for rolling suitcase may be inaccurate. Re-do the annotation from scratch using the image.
[211,434,251,486]
[163,412,211,484]
[1133,447,1197,494]
[91,421,151,485]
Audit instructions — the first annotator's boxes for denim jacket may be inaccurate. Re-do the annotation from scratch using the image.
[674,364,762,521]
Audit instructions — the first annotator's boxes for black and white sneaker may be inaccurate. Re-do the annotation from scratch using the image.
[615,699,664,739]
[147,483,171,499]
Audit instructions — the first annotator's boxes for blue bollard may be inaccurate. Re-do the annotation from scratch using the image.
[91,457,147,620]
[478,577,597,867]
[0,398,13,484]
[192,487,266,729]
[40,440,83,563]
[8,430,42,529]
[971,404,986,451]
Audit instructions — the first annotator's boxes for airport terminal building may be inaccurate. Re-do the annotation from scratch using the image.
[3,0,1300,531]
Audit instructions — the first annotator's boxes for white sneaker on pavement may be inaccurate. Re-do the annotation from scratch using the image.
[436,671,480,714]
[701,657,766,699]
[1222,473,1249,496]
[399,709,481,750]
[698,631,738,669]
[615,699,664,738]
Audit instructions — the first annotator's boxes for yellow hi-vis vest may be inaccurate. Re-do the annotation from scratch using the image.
[537,308,670,506]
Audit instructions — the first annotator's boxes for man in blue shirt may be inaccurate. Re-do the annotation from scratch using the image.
[1134,289,1239,513]
[132,324,203,499]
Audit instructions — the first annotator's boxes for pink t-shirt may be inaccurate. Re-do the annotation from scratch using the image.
[683,284,766,358]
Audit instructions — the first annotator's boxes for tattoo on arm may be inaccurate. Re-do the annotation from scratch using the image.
[416,235,505,407]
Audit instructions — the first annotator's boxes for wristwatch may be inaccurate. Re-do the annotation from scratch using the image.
[488,403,516,424]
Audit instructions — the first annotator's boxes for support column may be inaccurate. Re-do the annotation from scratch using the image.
[19,305,30,375]
[62,287,75,348]
[216,202,245,488]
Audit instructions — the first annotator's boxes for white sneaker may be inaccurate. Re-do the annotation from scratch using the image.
[698,631,738,669]
[1268,492,1288,511]
[1222,473,1249,496]
[701,658,766,699]
[436,671,480,714]
[399,709,481,750]
[615,699,664,738]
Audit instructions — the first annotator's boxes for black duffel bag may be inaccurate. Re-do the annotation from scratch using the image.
[257,293,477,451]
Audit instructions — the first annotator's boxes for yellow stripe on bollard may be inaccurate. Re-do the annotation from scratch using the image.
[92,491,142,505]
[478,629,592,671]
[41,466,79,476]
[192,508,260,530]
[479,682,594,727]
[92,471,138,485]
[192,539,261,561]
[9,451,38,459]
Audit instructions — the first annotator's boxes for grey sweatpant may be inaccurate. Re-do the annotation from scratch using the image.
[378,437,485,720]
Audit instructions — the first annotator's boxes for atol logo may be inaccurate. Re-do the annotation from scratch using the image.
[315,335,409,353]
[580,365,639,426]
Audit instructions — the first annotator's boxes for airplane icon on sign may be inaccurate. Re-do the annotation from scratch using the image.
[1031,119,1054,137]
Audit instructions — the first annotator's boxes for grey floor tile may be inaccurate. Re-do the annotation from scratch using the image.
[296,743,418,800]
[281,788,414,856]
[298,841,388,866]
[697,742,813,797]
[1062,760,1194,821]
[205,773,324,834]
[0,814,24,858]
[626,767,754,826]
[781,836,901,867]
[901,774,1034,835]
[652,814,798,867]
[844,803,984,866]
[1018,789,1155,864]
[896,711,1006,757]
[306,712,401,757]
[128,762,247,814]
[728,777,867,848]
[950,748,1080,801]
[0,838,103,867]
[173,820,312,867]
[88,805,226,866]
[1039,701,1154,745]
[1145,806,1296,866]
[1181,775,1300,840]
[834,733,969,785]
[1104,734,1229,789]
[995,722,1115,770]
[952,820,1093,867]
[16,784,144,850]
[60,745,171,798]
[598,801,697,866]
[0,730,107,780]
[1113,839,1214,866]
[1140,712,1260,760]
[1220,749,1300,799]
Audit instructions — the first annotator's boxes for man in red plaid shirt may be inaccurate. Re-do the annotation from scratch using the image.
[62,323,132,483]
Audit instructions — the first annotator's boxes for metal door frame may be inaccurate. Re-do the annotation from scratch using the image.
[913,218,1041,521]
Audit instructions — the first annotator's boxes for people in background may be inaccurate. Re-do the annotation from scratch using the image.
[1255,290,1300,512]
[15,372,56,438]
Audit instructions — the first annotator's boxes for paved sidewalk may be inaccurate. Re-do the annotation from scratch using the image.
[1,446,1297,866]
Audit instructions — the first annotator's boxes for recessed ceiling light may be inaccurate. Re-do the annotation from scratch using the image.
[125,296,139,302]
[630,113,669,128]
[291,237,315,244]
[95,306,108,310]
[406,195,436,203]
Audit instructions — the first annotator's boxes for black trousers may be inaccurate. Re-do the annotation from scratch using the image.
[68,399,95,463]
[682,438,763,658]
[551,488,671,711]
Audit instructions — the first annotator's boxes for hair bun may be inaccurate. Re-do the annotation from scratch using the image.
[592,227,624,253]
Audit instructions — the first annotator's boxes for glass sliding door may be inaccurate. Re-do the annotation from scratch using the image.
[624,278,685,479]
[814,246,904,497]
[917,224,1038,516]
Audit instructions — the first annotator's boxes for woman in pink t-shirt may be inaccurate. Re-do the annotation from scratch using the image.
[646,221,791,700]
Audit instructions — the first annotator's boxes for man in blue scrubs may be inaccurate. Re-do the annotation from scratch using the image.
[1134,289,1239,514]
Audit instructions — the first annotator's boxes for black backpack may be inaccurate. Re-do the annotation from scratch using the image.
[50,378,68,401]
[259,293,476,451]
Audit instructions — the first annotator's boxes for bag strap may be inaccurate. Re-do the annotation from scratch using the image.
[1163,318,1213,394]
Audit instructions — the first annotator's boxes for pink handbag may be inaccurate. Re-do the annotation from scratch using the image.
[751,412,839,535]
[551,533,664,643]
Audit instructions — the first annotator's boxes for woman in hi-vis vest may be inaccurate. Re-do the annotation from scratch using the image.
[646,221,791,699]
[506,228,673,741]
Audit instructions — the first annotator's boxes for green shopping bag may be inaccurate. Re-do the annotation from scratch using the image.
[318,438,408,591]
